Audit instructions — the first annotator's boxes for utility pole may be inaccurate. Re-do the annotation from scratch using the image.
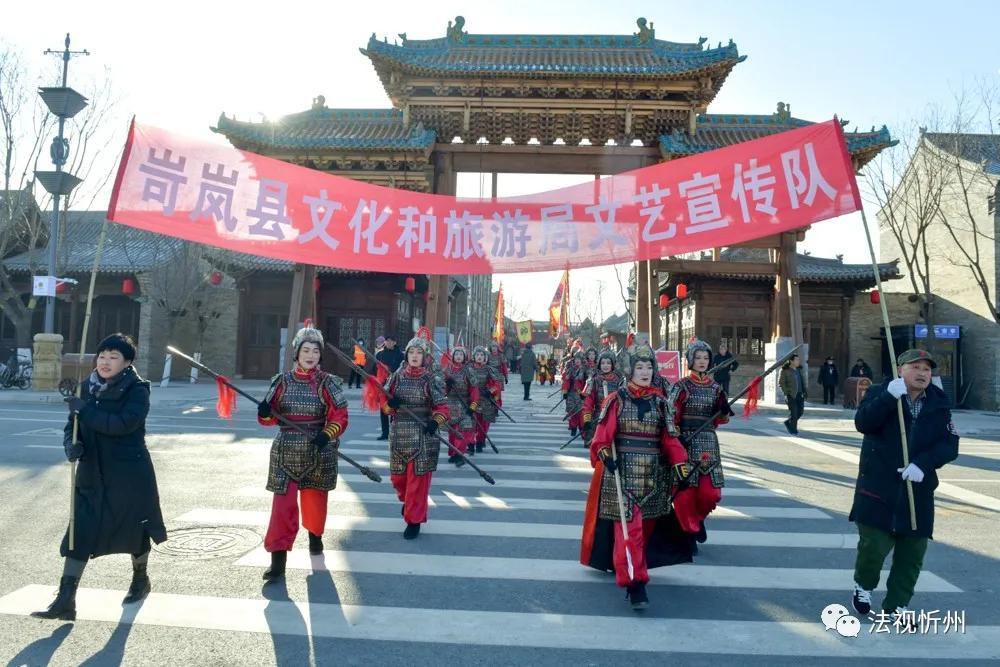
[36,33,89,333]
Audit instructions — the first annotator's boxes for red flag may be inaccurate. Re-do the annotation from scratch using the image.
[493,283,505,344]
[549,270,570,339]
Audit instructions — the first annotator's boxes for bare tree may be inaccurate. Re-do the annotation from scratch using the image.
[931,82,999,324]
[0,43,121,346]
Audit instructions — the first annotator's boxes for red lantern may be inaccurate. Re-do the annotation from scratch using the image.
[122,278,136,296]
[405,276,416,293]
[209,271,223,286]
[676,283,688,299]
[56,280,69,294]
[658,294,669,309]
[870,290,880,304]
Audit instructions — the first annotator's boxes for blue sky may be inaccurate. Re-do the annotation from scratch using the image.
[5,1,998,319]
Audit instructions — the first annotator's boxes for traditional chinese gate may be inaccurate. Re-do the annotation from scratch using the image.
[214,17,892,359]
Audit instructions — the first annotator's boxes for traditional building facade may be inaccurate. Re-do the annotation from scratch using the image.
[4,17,896,381]
[879,132,999,410]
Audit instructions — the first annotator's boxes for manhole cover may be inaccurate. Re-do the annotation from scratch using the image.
[153,526,261,560]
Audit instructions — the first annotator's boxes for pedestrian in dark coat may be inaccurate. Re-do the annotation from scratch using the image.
[33,334,166,621]
[711,342,738,395]
[818,357,840,405]
[519,344,537,400]
[848,349,959,619]
[850,358,874,379]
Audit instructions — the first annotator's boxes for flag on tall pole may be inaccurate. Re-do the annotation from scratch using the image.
[493,282,505,344]
[549,269,570,339]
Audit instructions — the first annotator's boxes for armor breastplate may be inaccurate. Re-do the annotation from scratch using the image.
[676,376,726,488]
[388,370,439,476]
[468,364,498,422]
[599,393,671,521]
[266,372,339,494]
[445,365,475,428]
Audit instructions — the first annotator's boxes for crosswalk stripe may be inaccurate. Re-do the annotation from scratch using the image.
[232,548,961,592]
[173,509,852,547]
[345,458,762,482]
[1,585,988,658]
[233,486,831,519]
[332,473,787,495]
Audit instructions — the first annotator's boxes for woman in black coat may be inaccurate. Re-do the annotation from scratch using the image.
[32,334,166,621]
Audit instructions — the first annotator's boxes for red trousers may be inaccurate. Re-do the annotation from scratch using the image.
[448,425,476,455]
[474,414,492,442]
[673,474,723,533]
[265,480,328,552]
[391,461,433,524]
[612,507,657,587]
[567,411,583,431]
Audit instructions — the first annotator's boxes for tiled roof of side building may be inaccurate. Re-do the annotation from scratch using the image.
[659,112,896,162]
[720,247,900,283]
[3,211,367,276]
[213,108,436,151]
[361,29,744,77]
[923,132,1000,175]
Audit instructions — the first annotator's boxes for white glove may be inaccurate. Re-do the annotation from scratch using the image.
[887,378,906,399]
[897,463,925,483]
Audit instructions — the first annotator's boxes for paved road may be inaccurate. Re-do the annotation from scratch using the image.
[0,384,998,665]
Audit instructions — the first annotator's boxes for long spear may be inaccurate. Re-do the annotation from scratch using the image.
[679,344,805,449]
[325,343,495,485]
[166,345,381,483]
[66,218,111,551]
[483,392,516,424]
[858,208,918,531]
[609,438,635,581]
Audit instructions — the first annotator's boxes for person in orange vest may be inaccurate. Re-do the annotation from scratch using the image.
[349,339,366,389]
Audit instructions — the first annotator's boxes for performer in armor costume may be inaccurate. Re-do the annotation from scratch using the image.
[581,351,624,447]
[488,340,509,385]
[667,340,733,545]
[561,352,586,437]
[583,347,599,381]
[443,345,480,466]
[468,346,503,454]
[580,345,694,610]
[383,336,450,539]
[257,326,349,580]
[537,354,550,385]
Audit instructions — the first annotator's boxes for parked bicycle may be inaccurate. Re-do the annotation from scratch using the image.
[0,355,32,390]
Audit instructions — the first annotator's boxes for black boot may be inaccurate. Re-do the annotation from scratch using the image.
[570,427,578,438]
[122,565,151,604]
[475,440,484,453]
[263,551,287,581]
[626,582,649,611]
[696,521,708,544]
[403,523,421,540]
[31,576,79,620]
[308,532,324,555]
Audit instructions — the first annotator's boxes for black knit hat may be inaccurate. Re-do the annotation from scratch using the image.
[96,333,137,361]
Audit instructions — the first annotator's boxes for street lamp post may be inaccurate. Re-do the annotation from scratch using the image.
[36,33,89,333]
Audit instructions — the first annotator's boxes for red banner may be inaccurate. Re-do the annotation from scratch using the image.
[109,120,861,274]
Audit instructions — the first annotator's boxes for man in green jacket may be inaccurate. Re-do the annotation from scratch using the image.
[778,354,807,435]
[849,349,959,622]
